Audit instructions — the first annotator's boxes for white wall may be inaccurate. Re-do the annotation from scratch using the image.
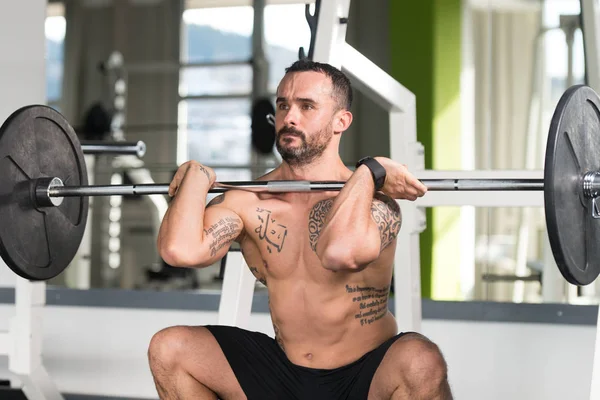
[0,1,46,287]
[0,0,46,121]
[0,304,595,400]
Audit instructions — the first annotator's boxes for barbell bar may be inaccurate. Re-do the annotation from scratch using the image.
[1,85,600,287]
[41,178,544,200]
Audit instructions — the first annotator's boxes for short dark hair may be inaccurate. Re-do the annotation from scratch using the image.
[284,59,353,110]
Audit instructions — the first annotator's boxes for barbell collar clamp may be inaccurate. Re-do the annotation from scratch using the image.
[34,177,64,208]
[583,171,600,199]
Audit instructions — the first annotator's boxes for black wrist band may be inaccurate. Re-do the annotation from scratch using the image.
[355,156,386,190]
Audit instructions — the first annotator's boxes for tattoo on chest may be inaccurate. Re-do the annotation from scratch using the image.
[255,208,287,253]
[371,193,402,250]
[346,284,390,327]
[204,216,242,256]
[248,266,267,286]
[308,199,333,252]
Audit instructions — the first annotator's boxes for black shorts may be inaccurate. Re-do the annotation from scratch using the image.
[205,325,408,400]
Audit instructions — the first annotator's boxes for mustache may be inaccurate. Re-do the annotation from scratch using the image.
[277,126,305,138]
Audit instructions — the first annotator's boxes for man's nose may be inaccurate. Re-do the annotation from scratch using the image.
[282,106,299,126]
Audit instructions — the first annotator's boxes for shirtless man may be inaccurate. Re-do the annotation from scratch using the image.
[149,60,453,400]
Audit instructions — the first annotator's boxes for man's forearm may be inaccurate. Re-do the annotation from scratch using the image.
[316,165,381,270]
[158,166,211,261]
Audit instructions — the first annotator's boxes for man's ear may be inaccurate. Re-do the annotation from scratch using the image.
[334,110,353,134]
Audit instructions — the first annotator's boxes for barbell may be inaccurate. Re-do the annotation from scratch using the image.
[0,85,599,286]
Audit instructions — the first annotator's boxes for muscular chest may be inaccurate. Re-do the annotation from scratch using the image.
[240,197,334,278]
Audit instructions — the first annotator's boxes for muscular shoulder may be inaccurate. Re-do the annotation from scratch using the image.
[206,189,256,212]
[371,193,402,250]
[371,192,401,216]
[308,197,335,251]
[206,168,277,211]
[307,193,402,252]
[306,193,401,226]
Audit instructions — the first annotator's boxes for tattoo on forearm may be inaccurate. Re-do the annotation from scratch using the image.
[371,193,402,250]
[204,216,242,256]
[273,323,285,352]
[206,193,225,208]
[249,266,267,286]
[308,199,333,252]
[255,208,287,253]
[346,284,390,327]
[196,164,211,182]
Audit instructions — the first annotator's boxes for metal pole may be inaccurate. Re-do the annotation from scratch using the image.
[47,178,545,199]
[252,0,269,100]
[80,141,146,158]
[250,0,272,180]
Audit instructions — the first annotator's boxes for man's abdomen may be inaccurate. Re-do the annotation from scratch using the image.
[269,282,398,369]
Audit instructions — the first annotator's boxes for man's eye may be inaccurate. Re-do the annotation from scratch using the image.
[302,104,313,110]
[278,104,289,110]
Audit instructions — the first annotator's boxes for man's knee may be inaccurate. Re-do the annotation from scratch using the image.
[148,325,209,371]
[393,334,448,390]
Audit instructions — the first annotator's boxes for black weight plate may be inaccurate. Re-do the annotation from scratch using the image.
[251,98,276,154]
[0,105,88,280]
[545,85,600,286]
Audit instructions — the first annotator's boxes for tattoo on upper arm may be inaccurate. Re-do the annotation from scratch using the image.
[308,199,333,252]
[204,216,242,256]
[206,193,225,208]
[346,284,390,327]
[255,208,287,253]
[371,193,402,250]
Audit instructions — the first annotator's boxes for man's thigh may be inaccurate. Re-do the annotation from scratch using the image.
[150,325,247,399]
[367,332,446,400]
[204,325,304,400]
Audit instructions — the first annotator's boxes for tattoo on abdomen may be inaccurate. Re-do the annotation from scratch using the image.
[308,199,333,252]
[371,193,402,250]
[346,284,390,327]
[204,216,242,256]
[255,208,287,253]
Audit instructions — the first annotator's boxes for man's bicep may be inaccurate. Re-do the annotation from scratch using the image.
[202,199,244,261]
[370,193,402,250]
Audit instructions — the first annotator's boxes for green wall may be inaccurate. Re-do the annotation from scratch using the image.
[389,0,462,299]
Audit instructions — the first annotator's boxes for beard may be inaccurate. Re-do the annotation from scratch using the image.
[275,123,333,167]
